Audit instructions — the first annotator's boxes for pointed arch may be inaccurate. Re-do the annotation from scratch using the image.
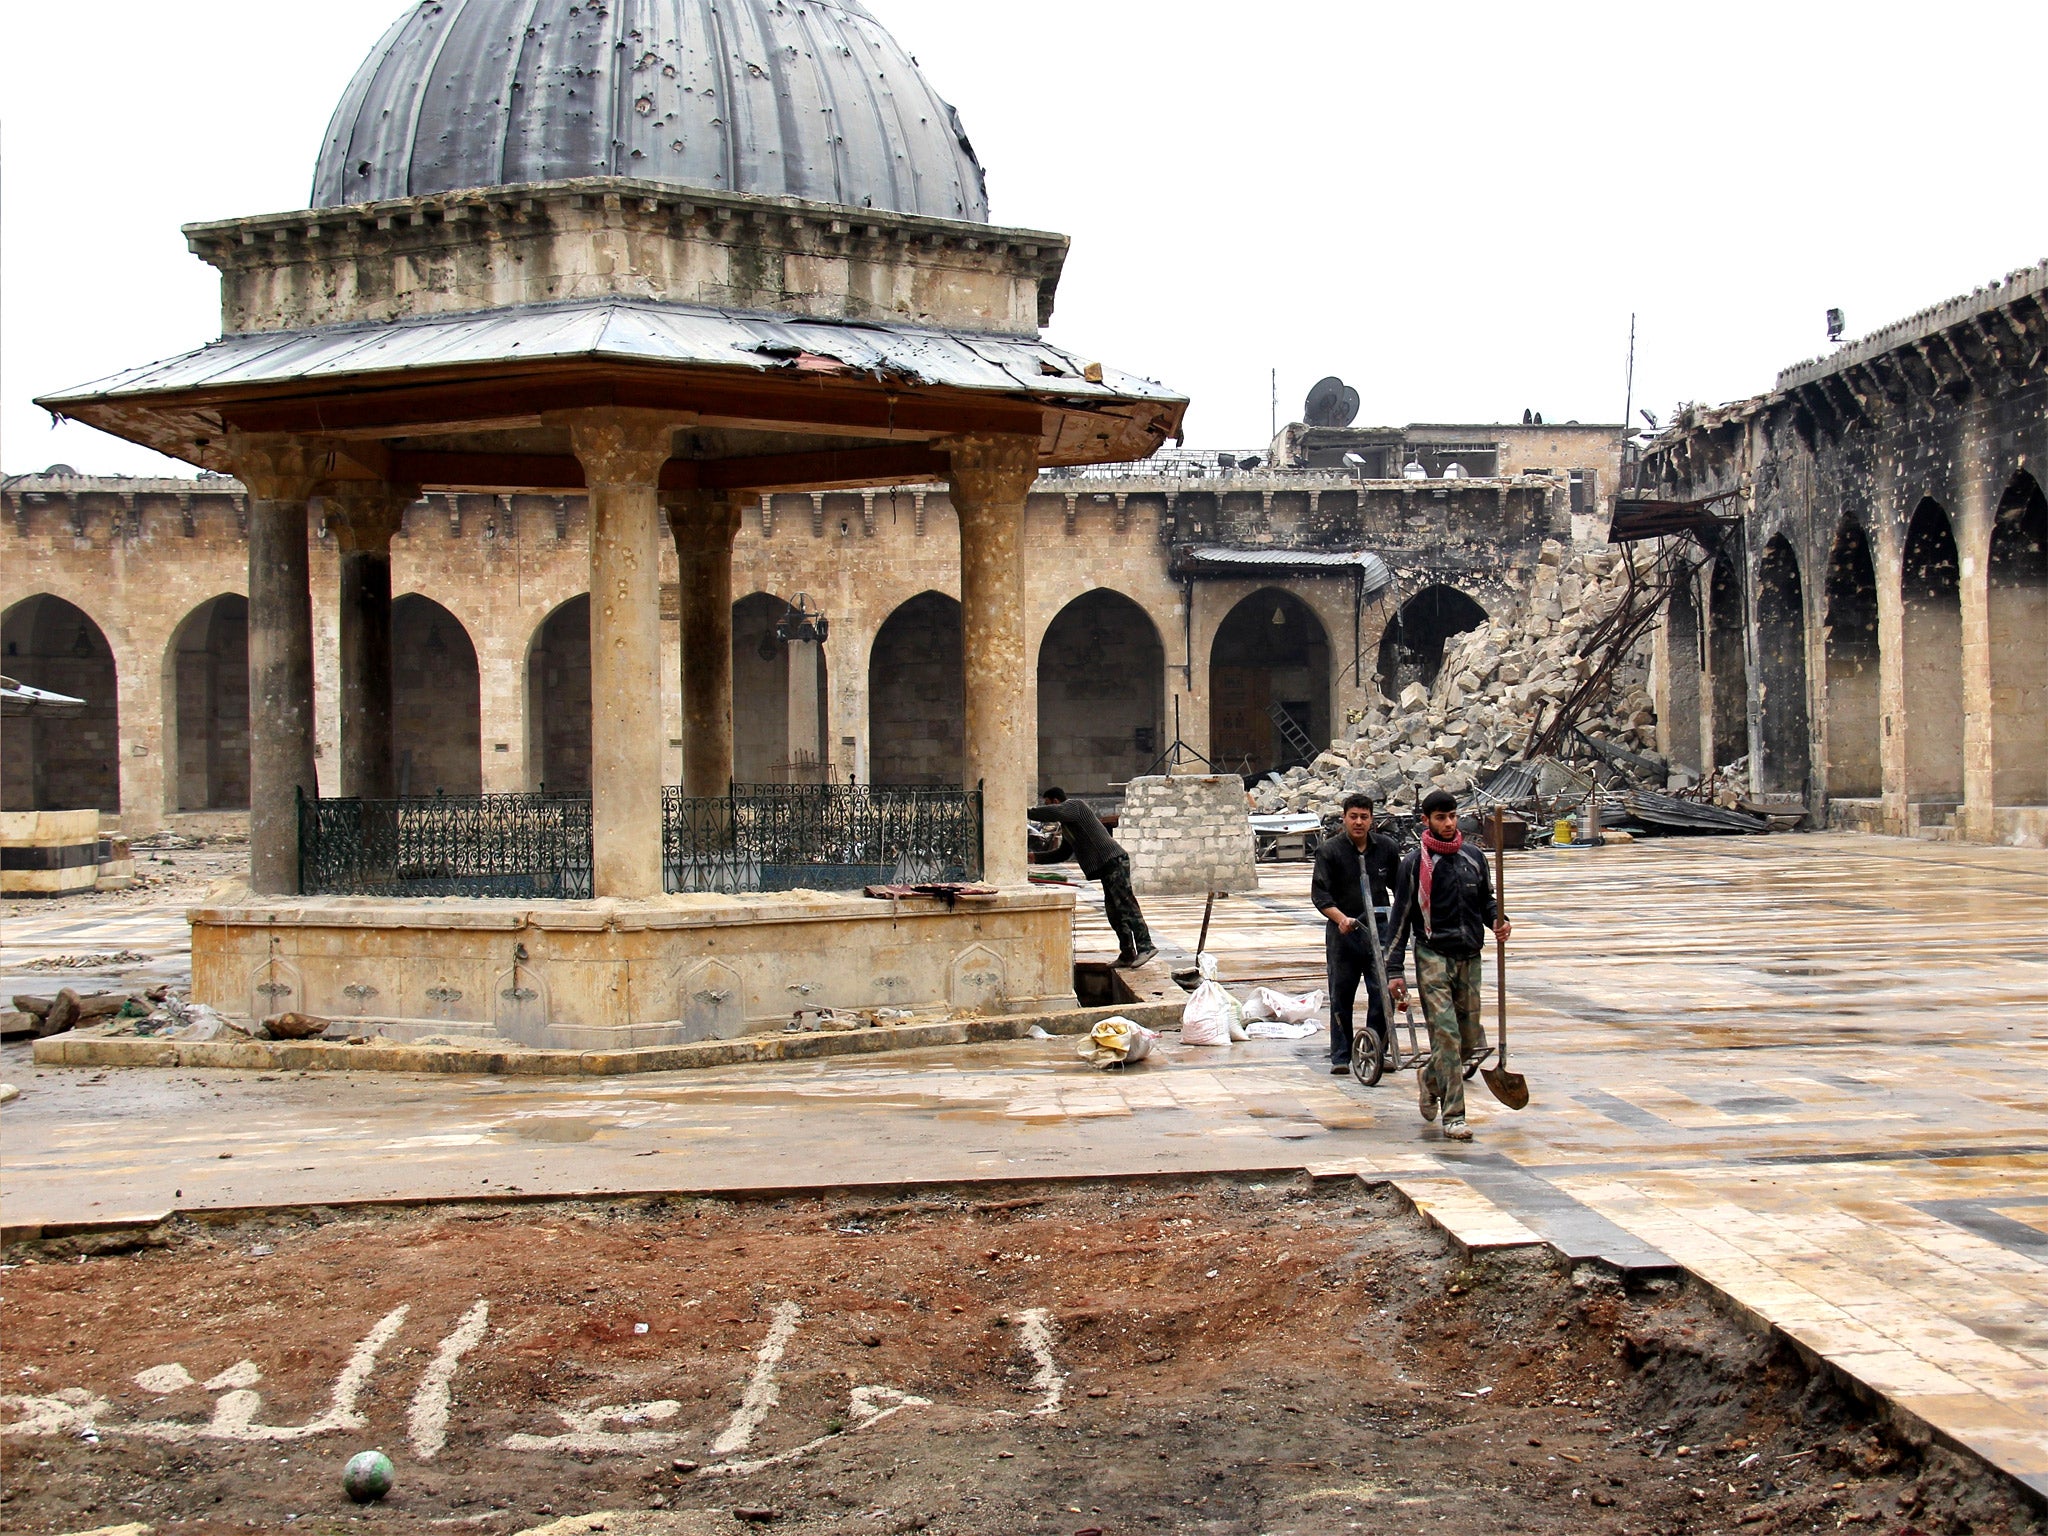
[732,591,831,784]
[869,590,963,786]
[1822,519,1881,798]
[392,594,482,795]
[2,594,120,812]
[1755,536,1811,796]
[526,594,591,793]
[1663,564,1704,775]
[1036,588,1165,796]
[1708,550,1749,767]
[1209,587,1331,774]
[1901,498,1963,802]
[1988,470,2046,806]
[1376,584,1488,695]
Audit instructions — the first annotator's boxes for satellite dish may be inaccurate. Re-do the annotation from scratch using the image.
[1303,376,1360,429]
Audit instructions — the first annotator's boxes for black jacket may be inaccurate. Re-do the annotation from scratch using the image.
[1387,841,1498,966]
[1028,799,1125,881]
[1311,830,1400,922]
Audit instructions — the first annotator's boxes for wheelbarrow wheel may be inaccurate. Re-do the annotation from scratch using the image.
[1352,1026,1385,1086]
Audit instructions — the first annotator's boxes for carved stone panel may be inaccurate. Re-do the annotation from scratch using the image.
[680,959,745,1042]
[949,942,1007,1012]
[493,965,550,1045]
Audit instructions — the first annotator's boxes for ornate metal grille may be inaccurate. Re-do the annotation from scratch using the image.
[298,789,593,898]
[299,784,981,897]
[663,783,983,893]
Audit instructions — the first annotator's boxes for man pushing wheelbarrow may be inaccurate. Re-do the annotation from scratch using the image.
[1385,790,1515,1141]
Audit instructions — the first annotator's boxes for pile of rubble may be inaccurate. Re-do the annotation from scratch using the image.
[1253,540,1664,818]
[2,986,238,1043]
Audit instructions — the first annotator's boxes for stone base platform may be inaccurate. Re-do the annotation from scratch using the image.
[187,883,1081,1050]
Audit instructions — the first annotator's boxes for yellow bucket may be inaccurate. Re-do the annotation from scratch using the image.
[1554,817,1575,845]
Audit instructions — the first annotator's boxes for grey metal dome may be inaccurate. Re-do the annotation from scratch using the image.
[312,0,989,221]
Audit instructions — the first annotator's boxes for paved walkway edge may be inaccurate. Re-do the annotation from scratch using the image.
[4,1165,2039,1513]
[26,999,1185,1077]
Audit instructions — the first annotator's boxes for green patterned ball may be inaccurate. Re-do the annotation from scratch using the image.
[342,1449,395,1504]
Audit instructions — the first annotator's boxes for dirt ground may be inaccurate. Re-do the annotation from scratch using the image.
[0,1180,2033,1536]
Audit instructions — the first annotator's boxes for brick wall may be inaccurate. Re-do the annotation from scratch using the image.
[1116,773,1259,898]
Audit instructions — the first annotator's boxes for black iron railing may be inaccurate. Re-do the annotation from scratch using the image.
[663,782,983,893]
[299,783,982,897]
[297,788,594,898]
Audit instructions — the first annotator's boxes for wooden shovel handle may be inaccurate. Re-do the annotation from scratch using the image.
[1492,808,1508,1065]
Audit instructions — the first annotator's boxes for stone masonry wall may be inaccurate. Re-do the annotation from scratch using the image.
[1117,773,1258,897]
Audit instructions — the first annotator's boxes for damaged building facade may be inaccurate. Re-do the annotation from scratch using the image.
[1641,262,2047,847]
[2,421,1618,830]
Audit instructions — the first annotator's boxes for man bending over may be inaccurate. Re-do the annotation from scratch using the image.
[1031,789,1156,969]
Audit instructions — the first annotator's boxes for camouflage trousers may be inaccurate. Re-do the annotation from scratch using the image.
[1416,942,1487,1122]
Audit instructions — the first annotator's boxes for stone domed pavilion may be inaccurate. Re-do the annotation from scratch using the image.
[41,0,1184,1048]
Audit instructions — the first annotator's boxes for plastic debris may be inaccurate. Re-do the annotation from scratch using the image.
[1077,1015,1157,1069]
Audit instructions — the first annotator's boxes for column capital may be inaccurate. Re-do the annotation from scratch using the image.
[661,487,755,549]
[558,408,678,490]
[222,431,335,503]
[943,433,1039,511]
[323,481,419,552]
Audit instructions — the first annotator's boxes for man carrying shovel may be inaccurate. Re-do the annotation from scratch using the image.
[1385,789,1512,1141]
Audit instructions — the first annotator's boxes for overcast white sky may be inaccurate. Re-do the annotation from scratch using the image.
[3,1,2042,476]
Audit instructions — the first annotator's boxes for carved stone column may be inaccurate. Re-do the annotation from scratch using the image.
[325,482,415,801]
[224,432,330,895]
[565,409,674,898]
[663,489,749,799]
[947,434,1039,886]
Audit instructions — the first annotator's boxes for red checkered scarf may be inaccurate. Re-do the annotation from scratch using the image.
[1417,827,1464,940]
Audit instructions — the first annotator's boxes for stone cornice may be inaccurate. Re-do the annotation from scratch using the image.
[182,176,1069,295]
[1774,259,2046,393]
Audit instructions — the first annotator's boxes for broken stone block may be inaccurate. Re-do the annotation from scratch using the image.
[264,1011,332,1040]
[1399,681,1429,711]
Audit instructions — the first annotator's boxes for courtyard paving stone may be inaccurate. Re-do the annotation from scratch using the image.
[2,832,2043,1497]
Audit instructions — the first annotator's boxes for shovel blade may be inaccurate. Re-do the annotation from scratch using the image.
[1481,1065,1529,1110]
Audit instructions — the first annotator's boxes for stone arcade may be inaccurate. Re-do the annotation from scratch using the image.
[1641,262,2047,848]
[26,0,1190,1043]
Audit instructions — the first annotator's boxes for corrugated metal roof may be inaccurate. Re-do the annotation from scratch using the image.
[1177,545,1392,599]
[39,297,1185,411]
[312,0,988,222]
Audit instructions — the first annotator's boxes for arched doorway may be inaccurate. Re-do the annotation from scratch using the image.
[1,594,119,812]
[1210,588,1330,774]
[392,595,482,796]
[869,591,962,786]
[1376,584,1488,696]
[1754,536,1810,797]
[1708,551,1749,767]
[1823,521,1882,798]
[1901,499,1963,802]
[164,595,248,811]
[1988,471,2046,807]
[732,592,831,785]
[1037,590,1165,795]
[1664,567,1704,776]
[526,595,591,793]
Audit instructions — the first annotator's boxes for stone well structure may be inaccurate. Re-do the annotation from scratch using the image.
[33,0,1187,1043]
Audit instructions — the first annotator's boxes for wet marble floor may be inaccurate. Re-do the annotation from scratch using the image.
[2,833,2044,1496]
